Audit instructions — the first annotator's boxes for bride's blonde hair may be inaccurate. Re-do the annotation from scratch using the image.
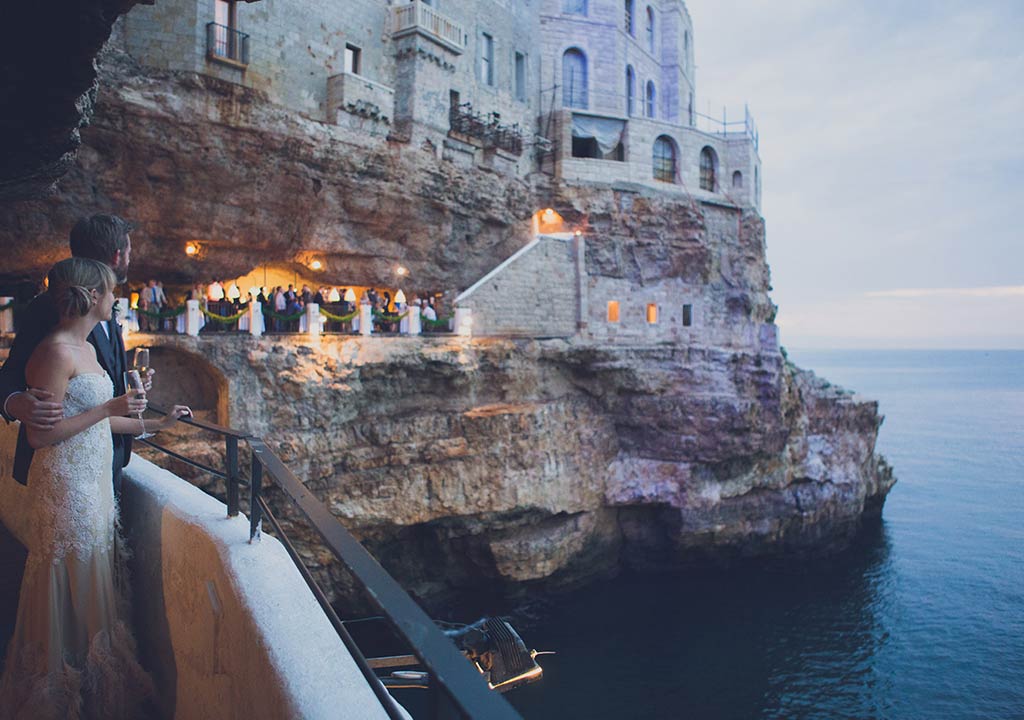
[47,257,117,318]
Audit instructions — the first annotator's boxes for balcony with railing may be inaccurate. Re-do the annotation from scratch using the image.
[206,22,250,68]
[390,1,468,54]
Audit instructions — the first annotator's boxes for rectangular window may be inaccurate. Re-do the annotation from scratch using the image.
[344,44,361,75]
[682,304,693,327]
[514,52,526,101]
[562,0,587,14]
[646,304,658,324]
[480,33,494,86]
[212,0,241,61]
[607,301,620,323]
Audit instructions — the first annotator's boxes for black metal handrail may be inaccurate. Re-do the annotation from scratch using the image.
[206,22,250,66]
[142,405,522,720]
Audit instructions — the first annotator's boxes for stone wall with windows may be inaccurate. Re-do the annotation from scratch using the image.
[120,0,538,174]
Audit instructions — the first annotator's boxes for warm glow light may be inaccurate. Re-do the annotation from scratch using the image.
[646,303,658,324]
[607,301,620,323]
[542,208,556,223]
[394,289,406,304]
[328,288,341,302]
[130,292,139,310]
[310,259,323,271]
[344,288,357,303]
[574,230,583,237]
[185,242,199,256]
[396,266,409,276]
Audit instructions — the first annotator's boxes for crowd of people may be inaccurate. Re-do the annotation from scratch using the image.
[130,278,447,334]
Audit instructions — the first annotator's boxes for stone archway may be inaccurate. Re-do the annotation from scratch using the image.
[133,344,229,426]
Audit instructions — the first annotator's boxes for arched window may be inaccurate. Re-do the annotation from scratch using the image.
[653,135,676,182]
[732,171,743,188]
[626,65,636,116]
[624,0,635,35]
[700,146,718,191]
[562,48,588,109]
[645,80,656,118]
[646,7,655,52]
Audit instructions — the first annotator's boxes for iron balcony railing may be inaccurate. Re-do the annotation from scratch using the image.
[143,406,521,720]
[449,103,524,156]
[206,22,250,66]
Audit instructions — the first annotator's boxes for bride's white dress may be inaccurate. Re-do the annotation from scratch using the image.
[0,373,152,720]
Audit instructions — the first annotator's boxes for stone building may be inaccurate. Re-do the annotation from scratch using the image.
[120,0,758,202]
[539,0,761,208]
[122,0,542,175]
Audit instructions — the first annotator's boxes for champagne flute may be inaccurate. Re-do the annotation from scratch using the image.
[123,369,153,440]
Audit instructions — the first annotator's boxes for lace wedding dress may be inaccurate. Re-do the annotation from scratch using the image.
[0,373,153,720]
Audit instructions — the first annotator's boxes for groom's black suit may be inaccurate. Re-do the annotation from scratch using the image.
[0,292,132,494]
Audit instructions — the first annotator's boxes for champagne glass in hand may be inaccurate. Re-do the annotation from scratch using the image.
[123,369,153,440]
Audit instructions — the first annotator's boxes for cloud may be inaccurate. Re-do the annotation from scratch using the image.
[865,286,1024,299]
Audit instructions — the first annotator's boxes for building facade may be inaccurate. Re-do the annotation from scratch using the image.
[121,0,759,207]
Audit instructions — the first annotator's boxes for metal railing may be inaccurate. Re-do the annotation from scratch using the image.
[449,103,524,156]
[140,406,520,720]
[206,22,250,66]
[391,1,467,53]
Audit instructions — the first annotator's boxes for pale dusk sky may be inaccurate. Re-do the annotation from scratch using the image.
[687,0,1024,348]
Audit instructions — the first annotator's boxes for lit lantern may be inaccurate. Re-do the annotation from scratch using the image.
[343,288,357,303]
[328,287,341,302]
[310,259,323,271]
[542,208,556,223]
[130,292,139,310]
[228,283,241,300]
[185,242,199,256]
[396,265,409,277]
[394,289,406,305]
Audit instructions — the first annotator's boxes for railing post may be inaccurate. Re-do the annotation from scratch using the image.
[250,454,263,542]
[306,303,321,338]
[359,301,373,336]
[0,297,12,334]
[226,436,239,517]
[407,303,421,336]
[185,299,201,336]
[249,301,263,337]
[454,306,472,337]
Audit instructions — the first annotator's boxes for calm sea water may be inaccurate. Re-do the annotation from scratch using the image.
[508,350,1024,720]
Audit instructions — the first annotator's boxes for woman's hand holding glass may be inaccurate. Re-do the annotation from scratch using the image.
[106,389,148,419]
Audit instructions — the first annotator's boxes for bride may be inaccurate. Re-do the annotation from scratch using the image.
[0,257,189,719]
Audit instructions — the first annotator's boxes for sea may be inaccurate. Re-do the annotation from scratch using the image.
[507,350,1024,720]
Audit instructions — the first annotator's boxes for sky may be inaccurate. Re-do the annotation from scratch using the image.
[686,0,1024,348]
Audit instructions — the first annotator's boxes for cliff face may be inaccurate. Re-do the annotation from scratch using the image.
[1,35,895,611]
[144,334,893,611]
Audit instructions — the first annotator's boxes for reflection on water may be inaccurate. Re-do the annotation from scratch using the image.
[509,523,894,720]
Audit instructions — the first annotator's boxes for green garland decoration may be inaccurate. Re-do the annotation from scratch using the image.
[265,309,305,322]
[319,308,359,323]
[372,309,410,323]
[421,314,453,329]
[201,307,248,324]
[136,305,187,319]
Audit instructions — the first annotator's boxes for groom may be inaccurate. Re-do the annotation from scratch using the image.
[0,214,140,495]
